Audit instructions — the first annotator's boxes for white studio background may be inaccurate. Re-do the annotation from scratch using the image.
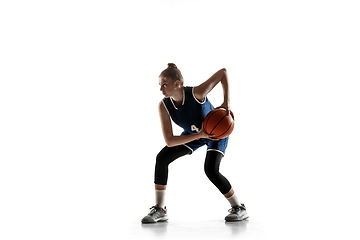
[1,0,359,239]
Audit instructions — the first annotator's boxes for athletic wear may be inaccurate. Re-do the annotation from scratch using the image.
[226,193,240,207]
[162,86,228,155]
[155,145,192,185]
[155,145,232,195]
[225,204,249,222]
[155,190,166,208]
[204,150,232,194]
[141,205,168,223]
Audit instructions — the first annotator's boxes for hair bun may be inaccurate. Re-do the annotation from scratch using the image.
[160,63,184,86]
[167,63,177,69]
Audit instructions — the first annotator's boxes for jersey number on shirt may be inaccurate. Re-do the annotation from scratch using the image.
[191,125,199,132]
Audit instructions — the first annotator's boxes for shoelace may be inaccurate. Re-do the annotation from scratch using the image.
[228,204,246,214]
[149,205,163,214]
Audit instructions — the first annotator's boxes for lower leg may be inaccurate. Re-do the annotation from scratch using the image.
[155,184,166,190]
[155,184,167,208]
[224,188,240,207]
[204,152,240,207]
[153,145,191,208]
[224,188,234,198]
[204,151,232,194]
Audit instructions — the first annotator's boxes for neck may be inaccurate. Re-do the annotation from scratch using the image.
[171,86,184,103]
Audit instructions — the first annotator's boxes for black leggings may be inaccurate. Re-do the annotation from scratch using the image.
[154,145,232,194]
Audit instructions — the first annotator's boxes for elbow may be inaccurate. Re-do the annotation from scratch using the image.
[165,137,175,147]
[166,142,176,148]
[166,141,177,147]
[166,143,175,148]
[221,68,228,80]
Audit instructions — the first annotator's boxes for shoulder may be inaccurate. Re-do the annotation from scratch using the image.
[159,99,169,113]
[192,86,206,103]
[183,86,202,102]
[159,100,171,121]
[158,99,166,109]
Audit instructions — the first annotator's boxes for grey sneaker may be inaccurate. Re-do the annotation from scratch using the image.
[225,203,249,221]
[141,205,168,223]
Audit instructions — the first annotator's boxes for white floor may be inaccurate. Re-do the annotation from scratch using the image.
[121,144,360,239]
[124,196,359,240]
[2,143,359,240]
[131,219,253,239]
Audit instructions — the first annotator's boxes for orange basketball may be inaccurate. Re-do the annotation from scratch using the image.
[203,108,235,140]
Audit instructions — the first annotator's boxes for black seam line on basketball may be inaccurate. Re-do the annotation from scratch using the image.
[209,113,229,135]
[204,109,221,133]
[213,119,233,137]
[205,109,221,127]
[216,121,233,138]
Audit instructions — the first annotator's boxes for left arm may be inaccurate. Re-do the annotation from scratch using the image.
[193,68,230,112]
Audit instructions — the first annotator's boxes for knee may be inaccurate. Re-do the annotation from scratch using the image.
[156,151,162,163]
[156,152,164,166]
[204,163,218,180]
[156,151,170,167]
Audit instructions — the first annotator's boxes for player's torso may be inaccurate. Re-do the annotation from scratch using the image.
[162,86,214,134]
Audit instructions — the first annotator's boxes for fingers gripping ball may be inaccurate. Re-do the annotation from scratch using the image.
[203,108,235,140]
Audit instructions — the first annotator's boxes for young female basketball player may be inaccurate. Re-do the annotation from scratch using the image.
[141,63,248,223]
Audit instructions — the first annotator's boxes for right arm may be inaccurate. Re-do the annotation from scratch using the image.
[158,101,213,147]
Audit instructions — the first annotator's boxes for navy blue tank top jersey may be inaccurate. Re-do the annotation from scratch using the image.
[162,86,229,155]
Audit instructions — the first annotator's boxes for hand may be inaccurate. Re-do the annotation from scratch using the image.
[217,102,231,116]
[198,126,215,139]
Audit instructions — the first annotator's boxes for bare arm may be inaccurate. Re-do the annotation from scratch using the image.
[193,68,230,112]
[158,101,213,147]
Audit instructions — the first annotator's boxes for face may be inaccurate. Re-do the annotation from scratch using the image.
[159,76,179,97]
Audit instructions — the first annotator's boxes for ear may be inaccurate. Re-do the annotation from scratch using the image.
[174,80,181,88]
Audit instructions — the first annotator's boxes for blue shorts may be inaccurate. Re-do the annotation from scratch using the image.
[181,131,229,155]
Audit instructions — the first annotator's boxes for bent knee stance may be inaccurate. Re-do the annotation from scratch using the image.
[204,151,232,194]
[154,145,191,185]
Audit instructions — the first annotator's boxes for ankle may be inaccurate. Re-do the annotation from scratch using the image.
[155,189,166,208]
[226,193,240,207]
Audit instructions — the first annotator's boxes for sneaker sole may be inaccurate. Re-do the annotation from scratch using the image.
[225,213,249,222]
[141,216,168,223]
